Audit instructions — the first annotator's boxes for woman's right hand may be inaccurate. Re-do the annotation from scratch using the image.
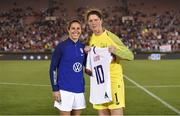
[53,91,61,102]
[84,46,91,54]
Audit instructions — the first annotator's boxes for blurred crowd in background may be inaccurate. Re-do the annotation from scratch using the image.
[0,0,180,52]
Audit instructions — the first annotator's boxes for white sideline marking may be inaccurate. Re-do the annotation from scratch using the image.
[124,74,180,115]
[126,85,180,88]
[0,82,180,88]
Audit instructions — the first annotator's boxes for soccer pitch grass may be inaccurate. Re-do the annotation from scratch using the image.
[0,60,180,115]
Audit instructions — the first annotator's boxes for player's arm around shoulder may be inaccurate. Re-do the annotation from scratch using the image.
[107,31,134,61]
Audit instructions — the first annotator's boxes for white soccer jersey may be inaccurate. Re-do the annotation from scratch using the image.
[86,47,112,104]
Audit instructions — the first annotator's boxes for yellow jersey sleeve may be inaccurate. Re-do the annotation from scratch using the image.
[107,31,134,61]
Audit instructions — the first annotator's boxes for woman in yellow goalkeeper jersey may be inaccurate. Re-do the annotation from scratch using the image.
[84,9,134,115]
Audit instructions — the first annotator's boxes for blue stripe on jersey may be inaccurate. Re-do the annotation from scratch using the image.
[49,38,86,93]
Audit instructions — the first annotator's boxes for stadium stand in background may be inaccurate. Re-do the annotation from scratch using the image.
[0,0,180,53]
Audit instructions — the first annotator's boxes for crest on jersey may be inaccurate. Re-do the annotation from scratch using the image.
[73,62,82,72]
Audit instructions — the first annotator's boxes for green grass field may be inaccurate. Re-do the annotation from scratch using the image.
[0,60,180,115]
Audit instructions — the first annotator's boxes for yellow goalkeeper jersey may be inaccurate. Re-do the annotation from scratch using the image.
[89,30,134,83]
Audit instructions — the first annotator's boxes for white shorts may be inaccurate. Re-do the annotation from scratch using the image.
[54,90,86,111]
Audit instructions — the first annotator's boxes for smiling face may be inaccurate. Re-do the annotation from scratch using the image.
[68,21,82,42]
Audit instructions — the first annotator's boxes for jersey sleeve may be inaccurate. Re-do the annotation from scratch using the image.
[85,48,92,76]
[49,45,62,91]
[107,31,134,60]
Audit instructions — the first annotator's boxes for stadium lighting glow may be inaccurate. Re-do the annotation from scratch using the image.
[22,56,27,60]
[30,56,34,60]
[44,56,48,60]
[37,56,41,60]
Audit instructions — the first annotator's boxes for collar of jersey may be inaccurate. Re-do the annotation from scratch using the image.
[92,30,107,37]
[67,38,80,45]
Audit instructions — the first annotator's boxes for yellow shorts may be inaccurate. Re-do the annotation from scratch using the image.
[93,79,125,110]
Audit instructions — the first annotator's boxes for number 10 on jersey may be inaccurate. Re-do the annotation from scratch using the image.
[94,65,105,84]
